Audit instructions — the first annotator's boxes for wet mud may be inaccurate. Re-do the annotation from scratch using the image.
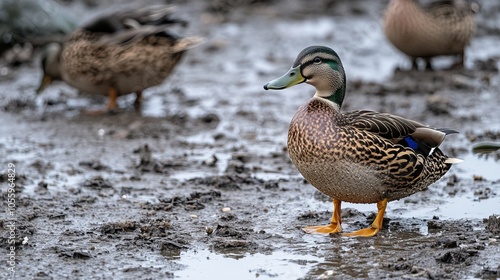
[1,0,500,279]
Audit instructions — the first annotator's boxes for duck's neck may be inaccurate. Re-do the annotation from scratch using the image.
[314,85,345,111]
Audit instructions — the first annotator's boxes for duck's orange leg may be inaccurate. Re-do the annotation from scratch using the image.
[303,198,342,234]
[343,198,387,237]
[107,87,118,111]
[82,87,119,115]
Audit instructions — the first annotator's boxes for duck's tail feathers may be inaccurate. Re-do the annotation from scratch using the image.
[445,158,463,164]
[171,36,206,53]
[438,128,459,135]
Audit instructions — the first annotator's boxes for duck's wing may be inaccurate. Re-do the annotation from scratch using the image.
[79,5,203,50]
[342,110,459,188]
[343,110,457,155]
[96,25,176,46]
[343,110,419,141]
[424,0,476,19]
[114,5,184,27]
[81,5,184,34]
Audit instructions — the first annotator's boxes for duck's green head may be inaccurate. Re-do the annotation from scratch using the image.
[263,46,346,107]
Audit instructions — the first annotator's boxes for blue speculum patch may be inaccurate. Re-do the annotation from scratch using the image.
[403,136,419,150]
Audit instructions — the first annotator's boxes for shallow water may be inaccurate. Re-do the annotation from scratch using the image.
[459,153,500,181]
[170,249,322,279]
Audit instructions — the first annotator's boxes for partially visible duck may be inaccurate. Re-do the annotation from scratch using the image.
[384,0,477,70]
[37,5,203,111]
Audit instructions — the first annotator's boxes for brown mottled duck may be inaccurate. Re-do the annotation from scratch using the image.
[383,0,477,70]
[37,5,203,111]
[263,46,461,237]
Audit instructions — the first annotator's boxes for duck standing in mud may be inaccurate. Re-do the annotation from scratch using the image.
[383,0,477,70]
[37,5,203,112]
[264,46,461,237]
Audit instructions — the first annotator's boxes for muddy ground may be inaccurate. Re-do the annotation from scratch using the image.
[1,0,500,279]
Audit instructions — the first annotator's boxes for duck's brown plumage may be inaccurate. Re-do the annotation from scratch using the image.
[61,28,191,96]
[288,97,453,204]
[38,5,203,110]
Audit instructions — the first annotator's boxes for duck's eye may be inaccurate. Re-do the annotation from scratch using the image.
[313,57,322,64]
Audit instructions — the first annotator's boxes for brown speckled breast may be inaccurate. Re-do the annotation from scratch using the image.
[287,97,451,203]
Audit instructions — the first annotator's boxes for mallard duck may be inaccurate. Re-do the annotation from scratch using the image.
[37,5,203,111]
[383,0,477,70]
[263,46,461,237]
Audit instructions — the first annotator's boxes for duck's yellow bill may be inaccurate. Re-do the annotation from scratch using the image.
[263,65,305,90]
[36,74,52,94]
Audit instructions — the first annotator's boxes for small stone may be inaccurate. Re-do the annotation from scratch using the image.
[203,154,218,167]
[473,175,484,181]
[222,207,231,213]
[319,270,334,279]
[206,227,214,235]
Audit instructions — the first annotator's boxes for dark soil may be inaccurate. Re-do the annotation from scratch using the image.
[1,0,499,279]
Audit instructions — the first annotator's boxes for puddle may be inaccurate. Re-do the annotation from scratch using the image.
[458,153,500,181]
[169,170,219,181]
[142,93,165,117]
[169,249,322,279]
[406,195,500,219]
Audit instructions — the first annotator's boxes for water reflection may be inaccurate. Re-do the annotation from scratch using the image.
[303,231,433,279]
[168,248,322,279]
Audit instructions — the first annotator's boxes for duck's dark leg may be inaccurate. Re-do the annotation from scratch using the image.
[107,87,118,111]
[459,51,465,67]
[424,58,433,71]
[134,90,143,111]
[303,198,342,234]
[411,57,419,70]
[450,51,465,69]
[343,198,387,237]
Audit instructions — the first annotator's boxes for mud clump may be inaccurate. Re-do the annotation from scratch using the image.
[81,176,113,190]
[100,220,143,234]
[186,174,263,190]
[79,160,110,171]
[211,224,256,249]
[99,218,189,254]
[53,246,93,259]
[486,215,500,233]
[141,190,222,212]
[133,144,192,174]
[433,238,458,249]
[436,249,479,265]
